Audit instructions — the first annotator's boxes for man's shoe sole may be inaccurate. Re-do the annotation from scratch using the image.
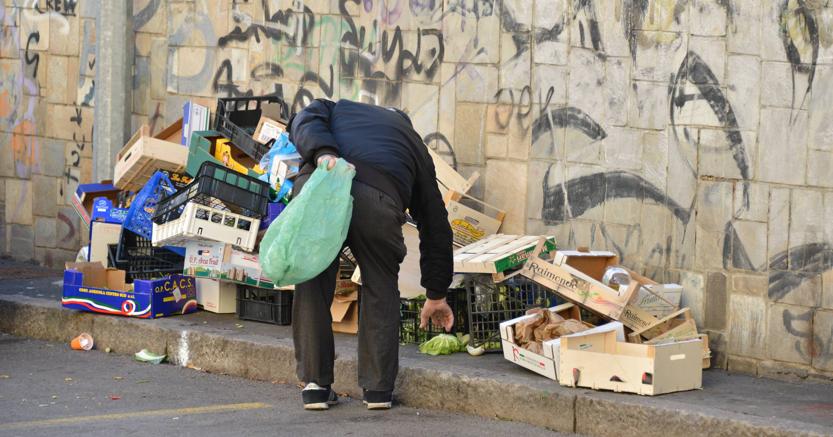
[365,401,392,410]
[304,399,338,411]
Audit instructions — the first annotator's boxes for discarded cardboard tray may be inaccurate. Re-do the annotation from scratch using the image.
[631,308,712,370]
[253,115,286,144]
[520,241,661,331]
[558,329,703,396]
[454,235,557,280]
[113,120,188,192]
[499,307,625,381]
[72,181,122,228]
[183,241,276,289]
[331,288,358,334]
[633,283,682,319]
[444,190,506,248]
[62,262,198,318]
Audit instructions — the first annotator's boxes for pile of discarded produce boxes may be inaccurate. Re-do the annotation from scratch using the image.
[62,96,328,325]
[451,233,708,396]
[62,92,708,396]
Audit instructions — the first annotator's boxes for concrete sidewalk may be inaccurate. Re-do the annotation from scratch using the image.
[0,261,831,436]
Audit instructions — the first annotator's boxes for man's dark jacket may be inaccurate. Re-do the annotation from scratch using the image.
[287,98,453,300]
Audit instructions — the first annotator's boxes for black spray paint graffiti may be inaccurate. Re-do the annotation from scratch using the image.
[621,0,686,60]
[722,222,756,271]
[541,170,692,225]
[779,0,819,119]
[767,242,833,301]
[573,0,603,52]
[497,0,567,61]
[781,308,825,363]
[422,131,457,170]
[219,3,315,47]
[670,51,750,207]
[531,106,607,146]
[24,31,39,79]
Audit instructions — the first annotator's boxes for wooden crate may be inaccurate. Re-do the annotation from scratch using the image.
[520,239,660,331]
[114,120,188,191]
[559,330,703,395]
[453,235,557,278]
[444,190,505,247]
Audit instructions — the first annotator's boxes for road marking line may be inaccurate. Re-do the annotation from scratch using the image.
[0,402,271,430]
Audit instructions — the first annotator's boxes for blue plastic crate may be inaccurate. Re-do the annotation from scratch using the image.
[122,171,176,240]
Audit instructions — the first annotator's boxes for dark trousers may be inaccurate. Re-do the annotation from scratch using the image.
[292,181,406,391]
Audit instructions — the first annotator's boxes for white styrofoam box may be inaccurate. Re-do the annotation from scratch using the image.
[152,202,260,252]
[195,277,237,313]
[500,309,625,381]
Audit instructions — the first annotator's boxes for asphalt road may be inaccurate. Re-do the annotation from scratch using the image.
[0,334,570,437]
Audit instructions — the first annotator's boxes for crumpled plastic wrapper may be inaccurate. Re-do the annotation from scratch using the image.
[513,307,590,353]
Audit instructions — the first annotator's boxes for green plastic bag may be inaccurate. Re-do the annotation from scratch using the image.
[259,159,355,286]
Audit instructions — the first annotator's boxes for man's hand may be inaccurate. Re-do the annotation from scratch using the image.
[317,154,338,170]
[419,297,454,332]
[317,154,354,171]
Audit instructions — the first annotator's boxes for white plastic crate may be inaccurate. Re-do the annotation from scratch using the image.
[152,202,260,252]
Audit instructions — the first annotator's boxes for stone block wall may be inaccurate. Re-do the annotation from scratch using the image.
[3,0,833,379]
[0,0,96,268]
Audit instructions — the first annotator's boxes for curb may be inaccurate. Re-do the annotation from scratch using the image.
[0,295,827,437]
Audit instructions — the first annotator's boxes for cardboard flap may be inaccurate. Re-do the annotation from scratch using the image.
[331,300,353,322]
[334,289,358,303]
[106,269,127,291]
[65,262,107,288]
[261,103,285,121]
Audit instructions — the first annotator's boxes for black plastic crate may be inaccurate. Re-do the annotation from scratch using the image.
[214,96,289,162]
[114,229,184,282]
[153,161,271,225]
[465,275,558,352]
[399,288,469,345]
[237,285,293,325]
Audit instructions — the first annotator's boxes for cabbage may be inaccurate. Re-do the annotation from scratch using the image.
[418,334,463,356]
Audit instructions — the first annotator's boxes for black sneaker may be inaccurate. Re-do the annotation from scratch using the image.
[302,383,338,410]
[363,389,393,410]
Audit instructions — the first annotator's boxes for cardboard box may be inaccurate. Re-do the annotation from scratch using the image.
[186,130,263,178]
[195,278,237,313]
[62,262,198,318]
[500,304,624,381]
[72,181,121,228]
[445,191,505,247]
[633,283,682,318]
[183,241,275,288]
[113,120,188,192]
[520,243,660,331]
[331,287,358,334]
[558,330,703,395]
[90,197,128,224]
[88,222,121,265]
[253,116,286,144]
[182,101,210,147]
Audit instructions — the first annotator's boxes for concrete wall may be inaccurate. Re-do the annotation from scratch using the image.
[3,0,833,379]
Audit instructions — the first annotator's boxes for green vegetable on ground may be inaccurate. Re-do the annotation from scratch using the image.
[418,333,469,356]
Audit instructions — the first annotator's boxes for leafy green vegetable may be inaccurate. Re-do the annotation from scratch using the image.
[418,334,464,356]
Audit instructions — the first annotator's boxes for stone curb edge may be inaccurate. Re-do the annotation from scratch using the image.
[0,295,825,437]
